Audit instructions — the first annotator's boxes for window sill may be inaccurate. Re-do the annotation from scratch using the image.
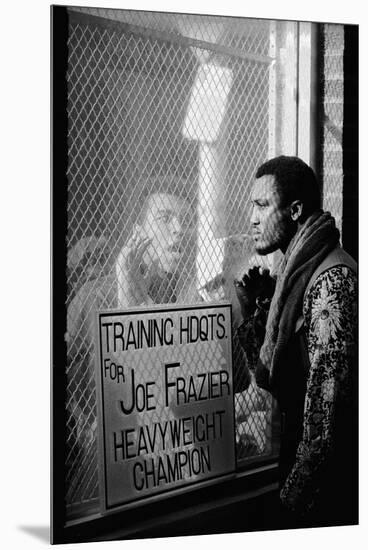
[60,460,279,543]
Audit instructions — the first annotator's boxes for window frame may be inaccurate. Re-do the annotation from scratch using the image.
[52,7,319,542]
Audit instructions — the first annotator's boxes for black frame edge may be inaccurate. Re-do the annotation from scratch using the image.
[51,4,69,545]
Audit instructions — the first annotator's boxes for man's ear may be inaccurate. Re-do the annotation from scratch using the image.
[290,200,303,222]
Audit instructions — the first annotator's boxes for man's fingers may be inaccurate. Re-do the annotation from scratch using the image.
[120,231,151,263]
[125,224,145,248]
[134,237,152,261]
[124,229,139,252]
[125,237,152,275]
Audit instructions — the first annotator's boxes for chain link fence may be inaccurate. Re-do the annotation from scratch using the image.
[320,24,344,230]
[64,8,310,518]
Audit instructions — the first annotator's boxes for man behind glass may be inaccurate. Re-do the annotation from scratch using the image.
[66,184,195,501]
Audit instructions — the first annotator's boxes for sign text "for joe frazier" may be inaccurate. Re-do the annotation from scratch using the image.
[96,304,235,512]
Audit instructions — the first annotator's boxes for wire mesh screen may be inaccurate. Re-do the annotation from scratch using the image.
[320,24,344,232]
[65,9,279,516]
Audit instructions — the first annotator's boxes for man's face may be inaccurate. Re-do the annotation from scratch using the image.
[250,175,293,255]
[141,193,192,274]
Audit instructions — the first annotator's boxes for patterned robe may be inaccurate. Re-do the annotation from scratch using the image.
[240,263,357,524]
[279,265,357,519]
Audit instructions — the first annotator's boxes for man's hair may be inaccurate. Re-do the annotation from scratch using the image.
[255,156,321,218]
[137,175,194,223]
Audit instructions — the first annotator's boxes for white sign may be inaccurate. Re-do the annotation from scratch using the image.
[96,303,235,513]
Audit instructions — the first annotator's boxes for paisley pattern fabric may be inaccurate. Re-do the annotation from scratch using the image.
[280,265,357,514]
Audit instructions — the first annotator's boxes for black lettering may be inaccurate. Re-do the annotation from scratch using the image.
[167,451,181,482]
[187,448,193,477]
[179,316,189,344]
[187,377,197,402]
[104,358,111,379]
[113,322,124,352]
[146,381,156,411]
[137,427,149,455]
[191,448,201,475]
[207,313,216,340]
[164,362,181,406]
[135,383,146,412]
[178,450,188,477]
[126,322,137,349]
[110,361,117,380]
[145,424,157,453]
[182,417,193,446]
[190,316,199,343]
[158,422,168,451]
[102,322,113,353]
[117,364,125,383]
[210,372,219,398]
[197,373,207,401]
[199,316,209,341]
[113,431,124,462]
[164,318,174,345]
[216,313,226,339]
[133,462,144,490]
[216,410,226,438]
[157,456,169,485]
[195,415,205,442]
[119,369,135,415]
[200,445,211,471]
[144,457,156,487]
[152,319,163,347]
[169,418,182,448]
[205,412,216,440]
[219,370,230,397]
[125,428,136,459]
[176,377,186,405]
[140,320,151,348]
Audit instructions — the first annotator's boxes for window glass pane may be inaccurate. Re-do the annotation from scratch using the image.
[320,24,344,232]
[65,9,298,519]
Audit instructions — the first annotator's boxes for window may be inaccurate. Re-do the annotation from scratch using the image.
[62,7,323,523]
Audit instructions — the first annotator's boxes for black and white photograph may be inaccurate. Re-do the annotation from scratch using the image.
[49,2,360,544]
[3,0,367,547]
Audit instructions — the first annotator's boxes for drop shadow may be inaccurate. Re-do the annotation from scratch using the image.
[18,525,50,544]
